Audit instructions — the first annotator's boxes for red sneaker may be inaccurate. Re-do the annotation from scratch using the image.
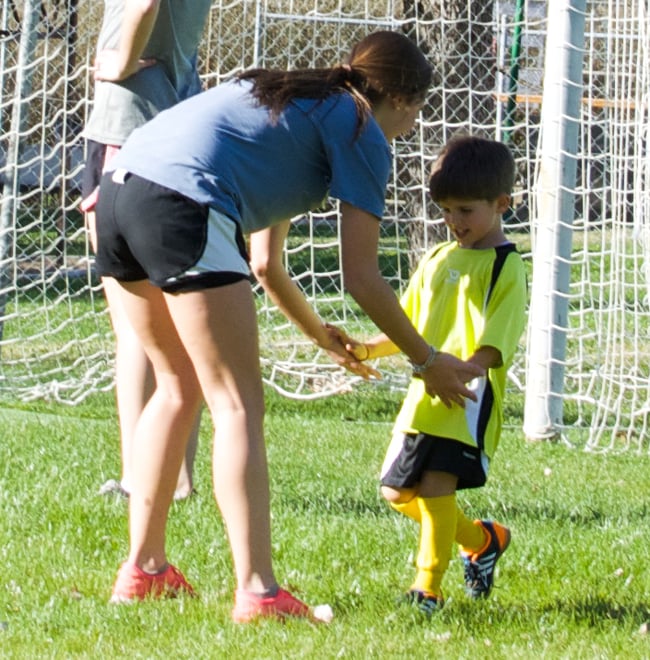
[110,562,195,603]
[232,587,312,623]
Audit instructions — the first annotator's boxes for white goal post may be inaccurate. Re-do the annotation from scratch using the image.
[0,0,648,453]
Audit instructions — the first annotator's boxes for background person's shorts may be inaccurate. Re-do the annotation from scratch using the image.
[380,432,489,490]
[95,170,250,292]
[80,140,120,212]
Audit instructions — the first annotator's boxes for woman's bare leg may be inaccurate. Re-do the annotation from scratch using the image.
[103,276,200,497]
[104,276,153,491]
[116,278,275,591]
[166,282,276,593]
[116,280,202,571]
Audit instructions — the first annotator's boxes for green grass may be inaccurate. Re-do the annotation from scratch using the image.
[0,387,649,658]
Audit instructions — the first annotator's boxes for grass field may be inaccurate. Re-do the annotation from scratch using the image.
[1,386,649,659]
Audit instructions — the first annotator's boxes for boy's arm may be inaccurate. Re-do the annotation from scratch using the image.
[467,345,502,371]
[344,332,400,362]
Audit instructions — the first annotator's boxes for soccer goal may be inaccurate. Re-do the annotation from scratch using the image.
[1,0,648,452]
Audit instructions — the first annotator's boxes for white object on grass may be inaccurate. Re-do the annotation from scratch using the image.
[312,604,334,623]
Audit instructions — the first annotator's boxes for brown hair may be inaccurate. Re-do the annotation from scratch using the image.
[237,31,432,134]
[429,135,516,202]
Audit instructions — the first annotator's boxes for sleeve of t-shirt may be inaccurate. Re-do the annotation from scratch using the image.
[479,253,528,366]
[320,96,392,220]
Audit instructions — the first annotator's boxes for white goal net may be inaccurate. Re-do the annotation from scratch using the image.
[0,0,648,452]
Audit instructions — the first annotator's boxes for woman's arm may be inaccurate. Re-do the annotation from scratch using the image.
[249,222,378,379]
[339,202,483,406]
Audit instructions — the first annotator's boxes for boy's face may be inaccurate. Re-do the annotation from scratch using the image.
[437,194,510,249]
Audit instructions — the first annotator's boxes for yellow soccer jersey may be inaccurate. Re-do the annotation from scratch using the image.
[394,241,527,459]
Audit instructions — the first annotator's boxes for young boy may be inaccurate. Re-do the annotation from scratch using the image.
[350,135,527,615]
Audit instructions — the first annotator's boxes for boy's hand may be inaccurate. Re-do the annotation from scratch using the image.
[345,341,370,362]
[419,352,484,408]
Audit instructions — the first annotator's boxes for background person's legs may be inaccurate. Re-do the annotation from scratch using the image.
[102,275,201,499]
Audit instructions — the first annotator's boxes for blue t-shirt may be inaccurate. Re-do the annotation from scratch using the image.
[109,79,392,233]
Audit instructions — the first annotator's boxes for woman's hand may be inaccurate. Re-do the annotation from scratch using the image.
[324,323,369,360]
[419,352,484,408]
[323,324,380,380]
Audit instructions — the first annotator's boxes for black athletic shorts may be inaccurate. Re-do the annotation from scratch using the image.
[380,432,488,490]
[94,170,250,293]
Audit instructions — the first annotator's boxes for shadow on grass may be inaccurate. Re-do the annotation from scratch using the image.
[497,502,650,525]
[549,595,650,625]
[276,492,387,516]
[312,590,650,631]
[436,596,650,629]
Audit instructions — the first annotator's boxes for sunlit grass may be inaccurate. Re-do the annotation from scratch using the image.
[0,388,648,658]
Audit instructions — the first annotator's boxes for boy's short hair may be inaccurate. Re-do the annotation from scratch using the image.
[429,135,515,202]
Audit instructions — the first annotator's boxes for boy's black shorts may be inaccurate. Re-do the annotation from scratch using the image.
[380,432,488,490]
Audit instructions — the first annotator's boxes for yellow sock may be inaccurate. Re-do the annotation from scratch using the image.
[411,494,457,596]
[390,498,421,522]
[455,506,487,551]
